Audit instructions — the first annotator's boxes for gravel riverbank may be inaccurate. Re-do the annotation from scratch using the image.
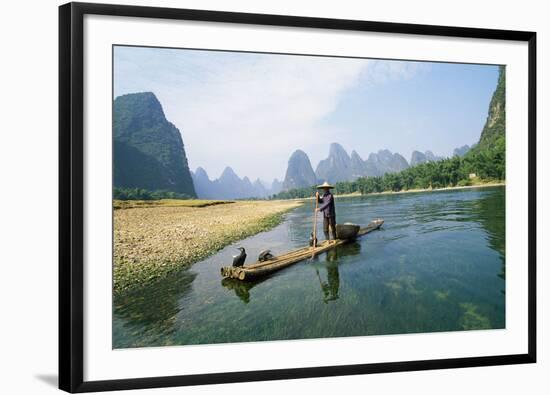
[114,200,303,293]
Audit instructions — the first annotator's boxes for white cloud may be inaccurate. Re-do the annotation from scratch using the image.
[165,55,367,181]
[365,59,430,84]
[114,48,426,182]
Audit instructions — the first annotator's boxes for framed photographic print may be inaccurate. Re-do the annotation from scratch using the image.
[59,2,537,392]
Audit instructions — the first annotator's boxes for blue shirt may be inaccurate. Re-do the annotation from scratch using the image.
[318,191,336,218]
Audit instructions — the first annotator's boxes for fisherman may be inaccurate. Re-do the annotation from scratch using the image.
[315,181,337,243]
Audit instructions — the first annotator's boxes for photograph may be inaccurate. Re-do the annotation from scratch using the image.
[112,45,506,349]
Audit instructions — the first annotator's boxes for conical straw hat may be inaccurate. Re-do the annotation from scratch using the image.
[316,181,334,189]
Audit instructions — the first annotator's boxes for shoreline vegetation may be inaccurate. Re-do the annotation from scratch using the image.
[113,199,234,210]
[295,180,505,201]
[273,142,505,201]
[352,180,505,197]
[114,199,302,294]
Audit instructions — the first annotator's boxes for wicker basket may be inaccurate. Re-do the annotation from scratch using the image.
[335,223,360,240]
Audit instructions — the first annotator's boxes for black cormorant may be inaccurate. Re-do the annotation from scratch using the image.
[309,232,318,247]
[232,247,247,267]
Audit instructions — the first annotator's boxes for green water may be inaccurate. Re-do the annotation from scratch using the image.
[113,186,505,348]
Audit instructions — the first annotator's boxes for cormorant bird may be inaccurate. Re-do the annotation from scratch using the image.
[232,247,247,267]
[309,232,318,247]
[258,249,275,262]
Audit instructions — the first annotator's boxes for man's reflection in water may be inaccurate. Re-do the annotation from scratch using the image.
[316,249,340,303]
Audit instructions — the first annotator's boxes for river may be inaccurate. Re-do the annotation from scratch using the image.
[113,186,505,348]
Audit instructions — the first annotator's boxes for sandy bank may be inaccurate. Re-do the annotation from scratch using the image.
[114,200,303,293]
[353,182,505,198]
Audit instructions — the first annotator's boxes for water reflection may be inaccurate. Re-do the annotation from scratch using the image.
[113,270,197,348]
[473,188,505,293]
[315,249,341,303]
[314,242,362,303]
[315,265,339,303]
[113,187,506,348]
[221,277,267,303]
[222,242,362,304]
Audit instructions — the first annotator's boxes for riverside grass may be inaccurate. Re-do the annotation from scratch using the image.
[113,199,234,210]
[114,199,303,294]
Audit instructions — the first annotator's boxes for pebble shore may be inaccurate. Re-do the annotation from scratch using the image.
[114,200,303,293]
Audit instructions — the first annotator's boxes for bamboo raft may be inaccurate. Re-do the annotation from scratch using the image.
[221,218,384,281]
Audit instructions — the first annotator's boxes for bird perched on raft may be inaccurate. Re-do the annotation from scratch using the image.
[309,232,318,247]
[258,249,275,262]
[232,247,247,267]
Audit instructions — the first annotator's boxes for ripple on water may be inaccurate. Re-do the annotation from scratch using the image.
[113,187,506,348]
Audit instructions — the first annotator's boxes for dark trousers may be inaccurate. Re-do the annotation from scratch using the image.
[323,216,337,240]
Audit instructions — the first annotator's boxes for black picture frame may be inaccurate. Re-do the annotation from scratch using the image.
[59,2,537,393]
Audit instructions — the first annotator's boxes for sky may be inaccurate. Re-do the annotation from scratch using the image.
[114,46,499,184]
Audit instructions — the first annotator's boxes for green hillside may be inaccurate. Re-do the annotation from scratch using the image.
[113,92,196,198]
[478,66,505,150]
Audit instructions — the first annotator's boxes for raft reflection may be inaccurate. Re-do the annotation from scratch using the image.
[222,242,363,304]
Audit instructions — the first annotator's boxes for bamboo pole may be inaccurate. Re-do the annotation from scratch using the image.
[312,192,319,258]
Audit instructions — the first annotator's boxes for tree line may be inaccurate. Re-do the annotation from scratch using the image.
[114,187,193,201]
[273,141,505,200]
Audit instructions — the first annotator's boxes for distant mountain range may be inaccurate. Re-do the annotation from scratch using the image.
[113,92,474,200]
[313,143,411,184]
[192,166,282,200]
[453,145,471,157]
[410,150,444,166]
[279,143,478,191]
[364,149,409,176]
[280,144,421,191]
